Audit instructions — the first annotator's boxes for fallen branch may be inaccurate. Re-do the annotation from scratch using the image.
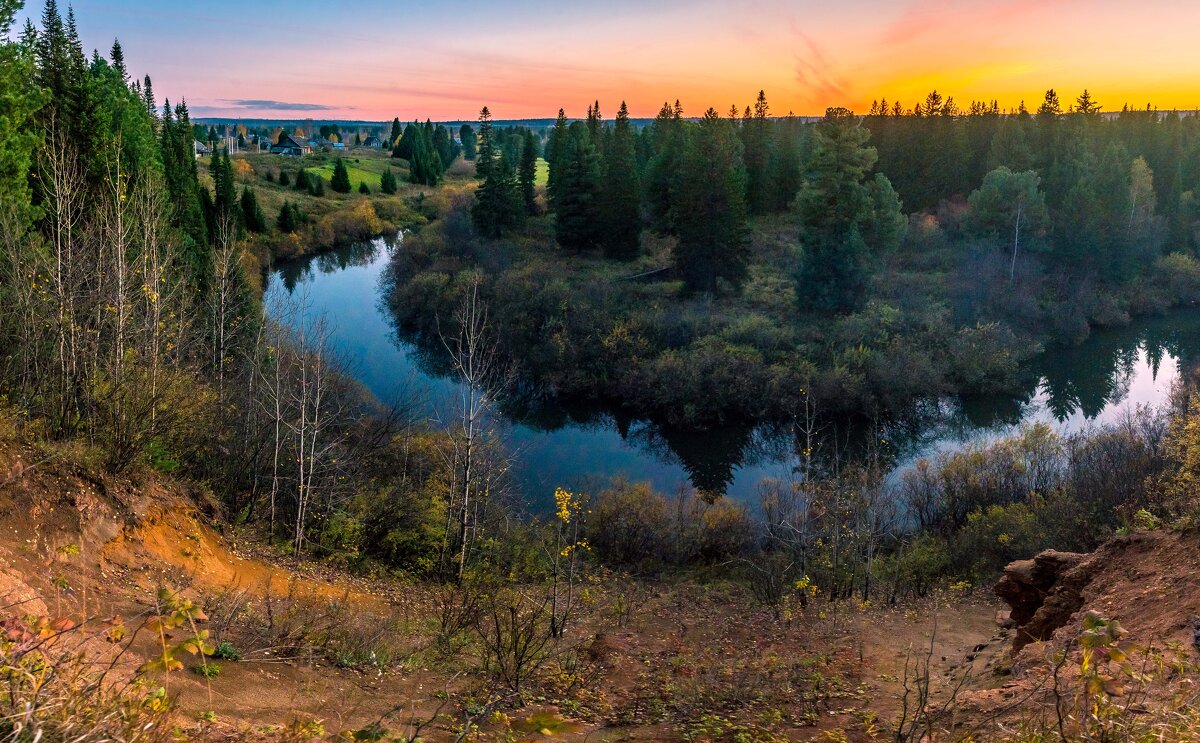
[614,266,670,282]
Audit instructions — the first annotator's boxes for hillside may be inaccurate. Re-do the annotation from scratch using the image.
[9,426,1200,741]
[915,530,1200,741]
[0,432,1008,742]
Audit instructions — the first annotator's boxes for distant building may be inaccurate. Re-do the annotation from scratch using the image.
[271,134,312,157]
[194,140,211,158]
[363,136,382,149]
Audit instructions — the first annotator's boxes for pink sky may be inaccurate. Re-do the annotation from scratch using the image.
[35,0,1200,120]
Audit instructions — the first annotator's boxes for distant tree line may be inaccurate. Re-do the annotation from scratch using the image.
[465,89,1200,312]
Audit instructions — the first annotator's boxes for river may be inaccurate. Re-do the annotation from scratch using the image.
[267,236,1200,505]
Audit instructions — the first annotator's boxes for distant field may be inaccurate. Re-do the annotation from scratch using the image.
[305,150,400,189]
[535,158,549,186]
[207,149,413,232]
[309,161,387,189]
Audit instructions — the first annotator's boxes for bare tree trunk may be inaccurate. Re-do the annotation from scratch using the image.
[1010,199,1023,284]
[438,276,507,583]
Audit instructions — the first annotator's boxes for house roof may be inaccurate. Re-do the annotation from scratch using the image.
[274,134,309,150]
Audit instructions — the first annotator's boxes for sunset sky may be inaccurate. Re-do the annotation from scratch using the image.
[18,0,1200,121]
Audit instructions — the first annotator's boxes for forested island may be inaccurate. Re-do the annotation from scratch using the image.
[392,93,1200,429]
[7,1,1200,740]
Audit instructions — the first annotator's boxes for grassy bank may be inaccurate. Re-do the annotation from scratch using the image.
[200,148,464,269]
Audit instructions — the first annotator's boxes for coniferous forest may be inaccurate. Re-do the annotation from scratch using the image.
[396,89,1200,427]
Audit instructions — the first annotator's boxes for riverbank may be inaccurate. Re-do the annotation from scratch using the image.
[268,230,1199,503]
[207,148,468,282]
[385,189,1200,430]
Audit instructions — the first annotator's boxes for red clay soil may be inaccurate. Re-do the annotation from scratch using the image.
[945,530,1200,739]
[0,439,1013,741]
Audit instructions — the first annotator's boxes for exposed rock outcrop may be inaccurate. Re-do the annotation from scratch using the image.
[995,549,1089,650]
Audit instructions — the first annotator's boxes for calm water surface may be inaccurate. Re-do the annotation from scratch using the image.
[267,237,1200,506]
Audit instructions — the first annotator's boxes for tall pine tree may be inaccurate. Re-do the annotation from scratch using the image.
[518,128,538,214]
[598,101,641,260]
[475,107,496,181]
[472,150,523,238]
[555,122,602,251]
[671,109,749,293]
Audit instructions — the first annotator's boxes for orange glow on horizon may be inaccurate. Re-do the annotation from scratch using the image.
[26,0,1200,120]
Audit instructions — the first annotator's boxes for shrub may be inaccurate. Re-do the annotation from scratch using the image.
[247,583,416,671]
[588,481,754,569]
[474,590,554,695]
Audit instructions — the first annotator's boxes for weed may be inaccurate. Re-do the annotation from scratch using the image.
[212,639,242,660]
[192,663,221,678]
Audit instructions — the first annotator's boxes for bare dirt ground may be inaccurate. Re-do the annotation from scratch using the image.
[0,441,1008,741]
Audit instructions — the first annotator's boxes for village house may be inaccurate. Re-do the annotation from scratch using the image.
[271,133,312,157]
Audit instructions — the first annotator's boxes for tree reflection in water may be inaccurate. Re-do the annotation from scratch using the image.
[269,237,1200,501]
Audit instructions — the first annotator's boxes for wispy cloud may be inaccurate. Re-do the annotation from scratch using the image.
[224,99,347,112]
[790,26,849,110]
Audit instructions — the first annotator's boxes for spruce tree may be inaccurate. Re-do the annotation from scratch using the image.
[475,107,496,180]
[380,167,397,194]
[671,110,749,293]
[518,128,538,214]
[472,150,523,238]
[408,126,442,186]
[211,149,236,216]
[241,187,267,233]
[741,90,775,214]
[359,181,370,195]
[460,123,477,160]
[393,122,419,160]
[432,124,459,171]
[331,158,352,193]
[555,122,602,251]
[109,38,126,82]
[159,99,209,251]
[278,201,300,233]
[770,116,803,210]
[0,5,43,227]
[586,100,602,145]
[141,75,156,120]
[547,108,569,208]
[598,101,641,260]
[644,101,685,232]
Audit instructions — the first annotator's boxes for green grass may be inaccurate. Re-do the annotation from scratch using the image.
[309,161,387,190]
[535,158,549,187]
